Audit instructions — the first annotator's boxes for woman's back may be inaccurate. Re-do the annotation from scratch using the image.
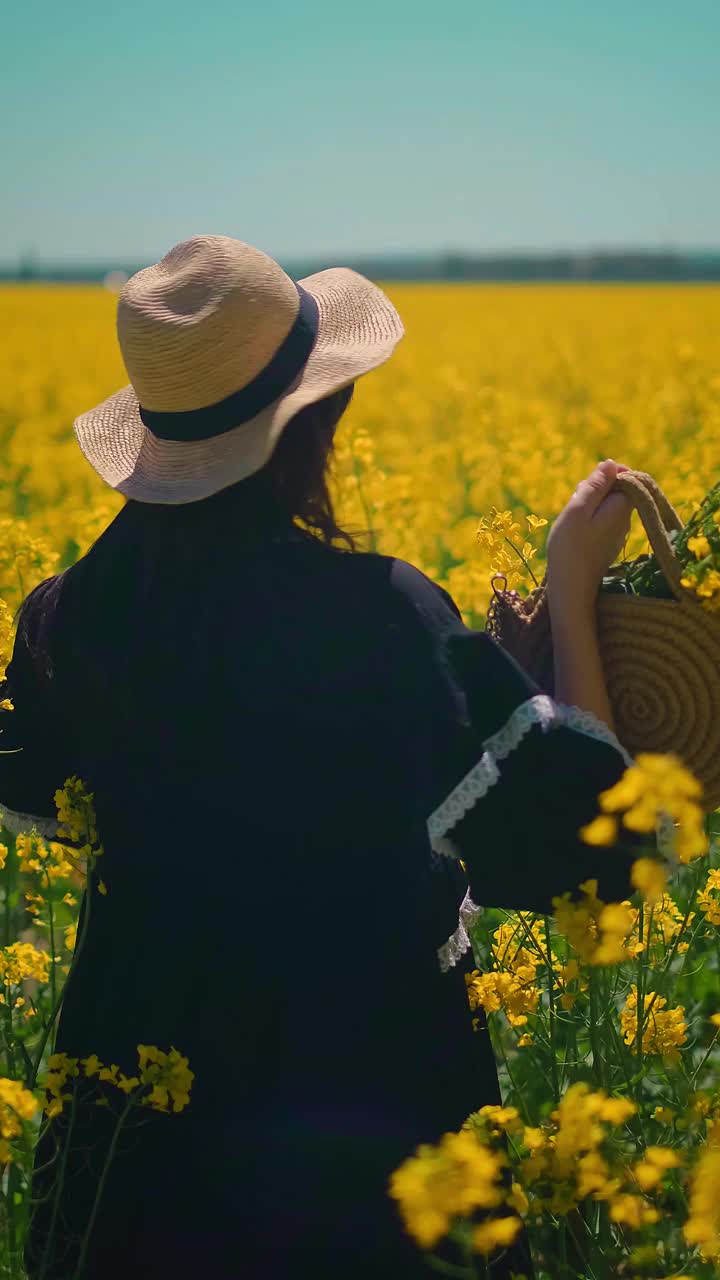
[21,503,486,1277]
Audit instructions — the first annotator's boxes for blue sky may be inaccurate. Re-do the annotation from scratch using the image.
[3,0,719,265]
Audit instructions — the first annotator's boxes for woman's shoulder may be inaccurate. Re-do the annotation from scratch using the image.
[326,547,465,629]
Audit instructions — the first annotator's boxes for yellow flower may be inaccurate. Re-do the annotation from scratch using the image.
[137,1045,194,1113]
[579,815,618,846]
[475,1105,523,1135]
[522,1127,547,1152]
[633,1146,682,1191]
[389,1129,506,1250]
[553,882,634,967]
[508,1181,528,1215]
[619,986,687,1060]
[608,1193,660,1228]
[699,870,720,925]
[0,1077,39,1141]
[688,534,711,559]
[596,755,706,861]
[553,1084,605,1161]
[631,856,668,904]
[597,1096,636,1125]
[594,902,635,965]
[115,1073,140,1095]
[684,1147,720,1260]
[526,514,548,532]
[0,942,51,986]
[576,1151,620,1200]
[466,968,540,1026]
[471,1216,522,1255]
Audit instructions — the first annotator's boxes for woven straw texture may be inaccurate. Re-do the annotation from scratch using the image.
[487,471,720,812]
[73,235,404,504]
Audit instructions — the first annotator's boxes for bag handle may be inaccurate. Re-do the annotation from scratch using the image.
[611,470,686,601]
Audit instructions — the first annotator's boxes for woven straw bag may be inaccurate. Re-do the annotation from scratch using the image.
[486,470,720,811]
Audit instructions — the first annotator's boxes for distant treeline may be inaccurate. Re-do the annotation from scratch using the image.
[2,250,720,284]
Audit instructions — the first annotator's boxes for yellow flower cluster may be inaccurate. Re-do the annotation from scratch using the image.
[136,1044,195,1113]
[0,1077,39,1165]
[0,598,15,709]
[475,508,546,591]
[581,753,707,863]
[466,967,540,1027]
[0,941,51,986]
[388,1127,511,1253]
[392,1083,692,1256]
[15,831,78,885]
[54,776,103,859]
[626,892,693,955]
[677,485,720,614]
[698,867,720,927]
[466,915,547,1027]
[683,1147,720,1260]
[551,879,636,967]
[619,986,688,1062]
[42,1044,194,1119]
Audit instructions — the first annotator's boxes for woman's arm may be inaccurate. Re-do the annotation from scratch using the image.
[546,460,632,732]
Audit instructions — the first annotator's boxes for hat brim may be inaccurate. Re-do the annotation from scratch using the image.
[73,267,404,504]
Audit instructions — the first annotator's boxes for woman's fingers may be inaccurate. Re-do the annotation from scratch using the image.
[573,460,632,518]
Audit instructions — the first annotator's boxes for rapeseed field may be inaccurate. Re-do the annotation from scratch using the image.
[2,283,720,1278]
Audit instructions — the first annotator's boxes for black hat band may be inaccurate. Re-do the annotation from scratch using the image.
[138,282,320,442]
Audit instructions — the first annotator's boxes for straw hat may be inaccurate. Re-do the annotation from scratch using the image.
[74,234,405,504]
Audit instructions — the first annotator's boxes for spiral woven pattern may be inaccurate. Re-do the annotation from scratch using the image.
[597,595,720,809]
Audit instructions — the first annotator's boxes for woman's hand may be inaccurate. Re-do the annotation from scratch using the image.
[546,459,633,619]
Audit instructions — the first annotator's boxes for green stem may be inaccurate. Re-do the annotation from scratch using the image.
[28,871,93,1090]
[7,1157,18,1273]
[72,1092,136,1279]
[36,1086,79,1280]
[635,903,645,1103]
[691,1028,720,1088]
[47,895,57,1045]
[503,536,539,587]
[543,916,561,1103]
[489,1020,531,1124]
[3,833,14,948]
[588,971,607,1091]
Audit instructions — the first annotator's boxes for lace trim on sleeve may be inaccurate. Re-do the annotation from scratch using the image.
[553,703,634,769]
[437,889,482,974]
[427,694,557,854]
[0,805,60,842]
[427,695,633,856]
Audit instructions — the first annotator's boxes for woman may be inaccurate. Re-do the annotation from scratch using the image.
[4,236,636,1279]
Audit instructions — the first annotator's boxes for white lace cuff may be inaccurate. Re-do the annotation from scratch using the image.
[0,805,60,842]
[437,888,482,973]
[427,695,632,857]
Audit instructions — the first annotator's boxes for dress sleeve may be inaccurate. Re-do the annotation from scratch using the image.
[0,578,67,840]
[389,560,639,917]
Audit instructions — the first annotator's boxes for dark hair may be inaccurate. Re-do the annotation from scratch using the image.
[15,382,362,701]
[254,380,359,551]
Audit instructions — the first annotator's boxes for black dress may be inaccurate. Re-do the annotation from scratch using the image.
[0,506,635,1279]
